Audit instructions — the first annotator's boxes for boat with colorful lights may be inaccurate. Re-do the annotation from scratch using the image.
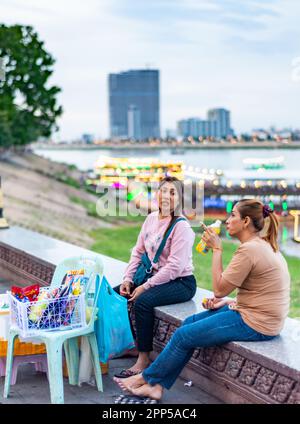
[86,157,184,188]
[243,156,285,170]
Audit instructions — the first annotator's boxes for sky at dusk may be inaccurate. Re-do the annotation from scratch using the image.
[1,0,300,139]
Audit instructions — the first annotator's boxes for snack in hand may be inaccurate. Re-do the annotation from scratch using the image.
[202,297,209,307]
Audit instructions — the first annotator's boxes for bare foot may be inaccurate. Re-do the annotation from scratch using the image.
[115,380,133,394]
[113,378,131,393]
[131,383,163,401]
[113,373,146,392]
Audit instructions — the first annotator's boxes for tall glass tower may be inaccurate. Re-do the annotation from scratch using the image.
[108,69,160,140]
[207,108,231,138]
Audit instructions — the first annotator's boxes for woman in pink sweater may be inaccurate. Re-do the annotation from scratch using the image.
[114,176,196,377]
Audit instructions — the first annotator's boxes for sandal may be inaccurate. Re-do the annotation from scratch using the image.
[113,368,141,379]
[114,394,159,404]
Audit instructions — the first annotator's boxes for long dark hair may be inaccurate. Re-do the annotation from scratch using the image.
[158,176,185,237]
[236,198,279,252]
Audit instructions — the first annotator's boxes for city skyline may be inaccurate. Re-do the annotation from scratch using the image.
[1,0,300,140]
[178,108,232,139]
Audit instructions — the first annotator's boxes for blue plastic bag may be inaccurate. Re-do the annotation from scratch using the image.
[95,275,135,363]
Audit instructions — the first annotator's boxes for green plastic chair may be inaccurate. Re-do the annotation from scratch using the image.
[4,255,104,404]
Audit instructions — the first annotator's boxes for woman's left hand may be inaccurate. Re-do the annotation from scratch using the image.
[202,297,237,310]
[202,227,222,249]
[128,285,146,302]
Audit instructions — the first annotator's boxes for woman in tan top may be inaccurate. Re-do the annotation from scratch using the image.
[114,198,291,401]
[204,198,290,336]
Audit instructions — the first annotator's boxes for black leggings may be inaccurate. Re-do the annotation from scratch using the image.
[114,275,197,352]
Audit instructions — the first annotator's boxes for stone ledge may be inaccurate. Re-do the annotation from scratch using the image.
[0,226,299,404]
[0,226,127,287]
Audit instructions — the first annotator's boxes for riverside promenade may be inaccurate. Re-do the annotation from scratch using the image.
[0,227,299,404]
[33,141,300,150]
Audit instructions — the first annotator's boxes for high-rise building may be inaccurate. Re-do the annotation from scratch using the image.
[207,108,231,138]
[177,118,217,138]
[177,107,231,139]
[177,118,200,138]
[108,69,160,140]
[177,119,192,137]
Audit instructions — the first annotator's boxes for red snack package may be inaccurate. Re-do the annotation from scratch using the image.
[23,284,40,302]
[11,286,24,301]
[11,284,40,302]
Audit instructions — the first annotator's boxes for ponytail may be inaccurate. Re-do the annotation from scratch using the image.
[237,198,279,252]
[262,211,279,252]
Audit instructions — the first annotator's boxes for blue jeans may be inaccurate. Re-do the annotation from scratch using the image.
[142,305,277,389]
[114,275,196,352]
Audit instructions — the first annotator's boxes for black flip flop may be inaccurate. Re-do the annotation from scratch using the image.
[114,394,159,404]
[114,369,141,379]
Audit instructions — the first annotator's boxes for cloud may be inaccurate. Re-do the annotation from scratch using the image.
[0,0,299,138]
[108,0,280,31]
[229,32,300,55]
[210,0,280,18]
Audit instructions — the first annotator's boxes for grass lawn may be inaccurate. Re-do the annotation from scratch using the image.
[70,195,146,224]
[90,224,300,318]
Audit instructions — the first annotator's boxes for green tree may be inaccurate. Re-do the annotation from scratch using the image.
[0,24,62,147]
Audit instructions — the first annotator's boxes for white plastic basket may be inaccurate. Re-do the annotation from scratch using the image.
[9,288,86,337]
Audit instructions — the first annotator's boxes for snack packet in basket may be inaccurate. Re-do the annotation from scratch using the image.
[11,284,40,303]
[27,270,88,330]
[60,269,89,297]
[28,290,49,322]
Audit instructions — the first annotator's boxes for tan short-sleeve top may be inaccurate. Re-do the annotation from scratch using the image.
[222,237,290,336]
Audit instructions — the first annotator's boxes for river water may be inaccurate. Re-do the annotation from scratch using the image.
[34,147,300,183]
[34,147,300,253]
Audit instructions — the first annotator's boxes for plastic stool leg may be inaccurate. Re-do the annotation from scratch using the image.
[45,340,64,404]
[34,354,47,371]
[34,355,49,380]
[63,340,71,383]
[0,357,6,377]
[10,359,18,385]
[4,329,18,398]
[64,338,79,386]
[87,333,103,392]
[0,357,17,385]
[35,361,42,372]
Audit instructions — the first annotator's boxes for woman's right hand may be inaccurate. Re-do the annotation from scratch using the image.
[120,280,133,297]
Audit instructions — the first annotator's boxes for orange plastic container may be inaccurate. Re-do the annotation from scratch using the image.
[0,337,46,357]
[100,361,109,375]
[0,335,108,374]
